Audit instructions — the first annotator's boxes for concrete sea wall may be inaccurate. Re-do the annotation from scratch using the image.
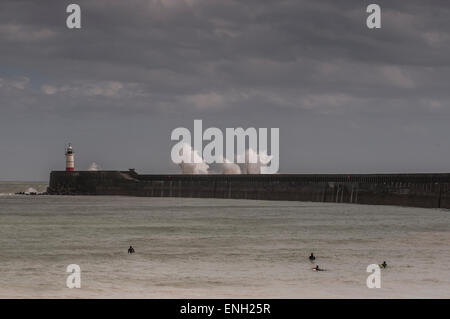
[47,171,450,209]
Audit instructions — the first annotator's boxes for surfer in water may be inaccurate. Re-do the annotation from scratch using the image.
[313,265,324,271]
[128,246,135,254]
[309,253,315,261]
[380,261,387,268]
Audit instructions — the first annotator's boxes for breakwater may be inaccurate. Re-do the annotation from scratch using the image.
[47,170,450,209]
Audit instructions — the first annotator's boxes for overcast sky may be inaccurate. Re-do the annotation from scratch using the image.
[1,0,449,180]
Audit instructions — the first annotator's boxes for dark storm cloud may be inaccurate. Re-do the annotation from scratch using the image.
[0,0,450,179]
[1,0,450,112]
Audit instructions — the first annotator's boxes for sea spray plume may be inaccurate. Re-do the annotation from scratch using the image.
[245,149,261,174]
[88,162,101,171]
[177,142,209,174]
[238,149,273,174]
[174,143,270,174]
[221,158,241,174]
[256,151,272,173]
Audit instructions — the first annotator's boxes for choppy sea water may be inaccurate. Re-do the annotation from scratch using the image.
[0,182,449,298]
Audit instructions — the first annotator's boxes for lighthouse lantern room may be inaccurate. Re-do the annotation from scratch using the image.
[65,143,75,171]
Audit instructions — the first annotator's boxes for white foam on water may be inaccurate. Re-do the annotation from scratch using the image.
[0,181,47,195]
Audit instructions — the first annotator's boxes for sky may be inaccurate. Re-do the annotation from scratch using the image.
[1,0,449,181]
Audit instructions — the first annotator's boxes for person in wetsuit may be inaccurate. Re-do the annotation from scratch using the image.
[128,246,135,254]
[313,265,323,271]
[381,261,387,268]
[309,253,316,261]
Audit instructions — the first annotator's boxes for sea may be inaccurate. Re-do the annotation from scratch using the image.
[0,181,449,298]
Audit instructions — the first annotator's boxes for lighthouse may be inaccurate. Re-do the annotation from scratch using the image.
[65,143,75,171]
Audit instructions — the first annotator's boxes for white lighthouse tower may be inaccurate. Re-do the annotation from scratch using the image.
[65,143,75,171]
